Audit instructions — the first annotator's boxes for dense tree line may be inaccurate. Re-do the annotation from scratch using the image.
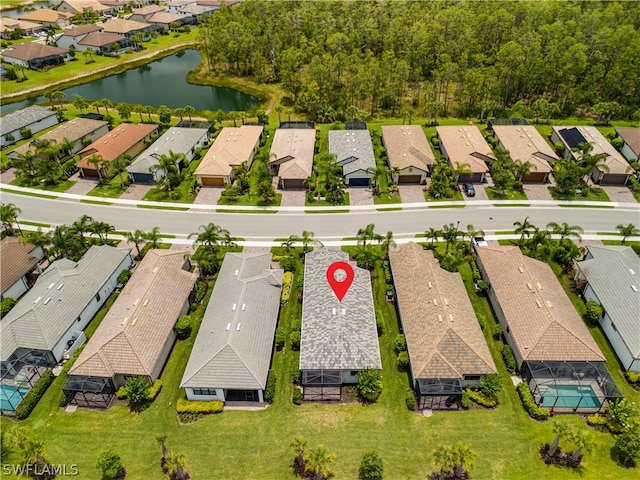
[199,0,640,120]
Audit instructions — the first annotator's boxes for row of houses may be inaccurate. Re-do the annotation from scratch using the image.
[1,238,636,414]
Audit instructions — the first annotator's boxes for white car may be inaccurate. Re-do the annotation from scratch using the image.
[472,236,488,250]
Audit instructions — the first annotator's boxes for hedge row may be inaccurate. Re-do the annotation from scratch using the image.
[382,261,393,284]
[626,371,640,384]
[501,344,516,374]
[281,272,293,305]
[264,369,276,403]
[176,398,224,414]
[465,388,497,408]
[15,370,55,420]
[516,382,550,421]
[147,380,162,401]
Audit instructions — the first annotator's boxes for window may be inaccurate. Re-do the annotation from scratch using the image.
[76,316,81,323]
[95,293,101,302]
[193,388,217,396]
[350,371,359,377]
[506,326,510,334]
[464,375,481,381]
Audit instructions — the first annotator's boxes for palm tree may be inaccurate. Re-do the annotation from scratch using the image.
[101,98,112,116]
[304,444,336,480]
[51,225,82,259]
[71,214,95,246]
[52,90,65,109]
[616,223,639,245]
[12,150,37,177]
[90,221,115,245]
[24,228,52,261]
[189,223,229,254]
[300,230,323,253]
[144,226,162,249]
[381,231,395,258]
[568,429,595,464]
[290,436,307,472]
[127,229,146,259]
[220,231,237,249]
[281,235,299,253]
[275,104,284,125]
[87,154,106,183]
[156,435,168,463]
[44,90,56,108]
[23,438,53,476]
[433,442,477,479]
[465,224,485,251]
[441,223,460,253]
[165,451,189,480]
[453,162,472,183]
[356,223,382,248]
[0,202,22,236]
[183,105,195,123]
[513,216,535,247]
[554,241,584,269]
[547,421,570,457]
[111,154,131,186]
[424,227,440,249]
[546,221,584,242]
[513,159,536,182]
[85,46,96,63]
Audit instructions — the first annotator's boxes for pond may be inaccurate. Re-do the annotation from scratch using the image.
[0,1,56,19]
[1,49,259,114]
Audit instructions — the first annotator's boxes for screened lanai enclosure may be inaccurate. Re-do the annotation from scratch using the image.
[0,349,50,414]
[302,370,342,401]
[62,376,115,409]
[522,361,622,413]
[416,378,463,410]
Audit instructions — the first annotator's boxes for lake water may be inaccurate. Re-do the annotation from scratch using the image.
[0,1,55,19]
[1,49,258,114]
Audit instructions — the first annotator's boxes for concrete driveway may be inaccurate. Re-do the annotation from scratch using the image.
[601,185,637,203]
[523,184,553,201]
[348,187,374,206]
[121,184,153,202]
[66,174,96,196]
[462,184,489,202]
[279,190,306,209]
[398,185,426,204]
[192,186,223,208]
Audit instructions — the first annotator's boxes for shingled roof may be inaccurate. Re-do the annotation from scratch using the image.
[437,125,495,174]
[328,130,376,176]
[615,128,640,157]
[476,246,604,363]
[69,250,197,379]
[381,125,434,171]
[389,243,496,380]
[0,106,56,137]
[180,253,283,390]
[577,246,640,360]
[1,246,130,362]
[492,125,555,174]
[194,125,263,177]
[0,237,39,296]
[269,128,316,180]
[300,248,381,371]
[77,122,158,163]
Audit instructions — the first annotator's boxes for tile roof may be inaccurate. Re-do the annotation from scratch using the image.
[77,122,158,163]
[19,9,73,23]
[0,237,39,295]
[577,246,640,358]
[131,5,165,14]
[78,32,126,47]
[9,118,108,159]
[60,24,103,37]
[1,42,66,62]
[0,18,43,31]
[437,125,495,174]
[147,11,190,24]
[195,125,262,177]
[269,128,316,180]
[102,18,153,34]
[328,130,376,176]
[476,246,604,363]
[69,250,197,378]
[300,248,381,371]
[381,125,433,172]
[616,128,640,157]
[1,245,131,361]
[553,126,632,175]
[180,253,283,390]
[389,243,496,380]
[492,125,555,174]
[127,127,208,174]
[0,106,57,136]
[59,0,110,12]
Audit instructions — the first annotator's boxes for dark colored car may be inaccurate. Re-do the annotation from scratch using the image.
[463,183,475,197]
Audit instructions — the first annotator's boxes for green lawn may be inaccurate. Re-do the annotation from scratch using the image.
[9,175,76,193]
[548,186,611,202]
[218,193,282,207]
[485,187,528,201]
[86,176,126,199]
[373,193,402,205]
[305,192,350,207]
[424,190,464,202]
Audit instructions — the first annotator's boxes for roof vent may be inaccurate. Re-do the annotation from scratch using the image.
[444,298,449,306]
[437,314,443,322]
[332,307,336,315]
[152,267,158,274]
[527,282,533,290]
[535,300,542,308]
[57,283,64,290]
[143,298,149,307]
[546,300,553,308]
[433,298,438,306]
[133,298,139,306]
[234,270,239,276]
[236,323,241,331]
[630,269,636,275]
[48,282,55,290]
[231,303,236,311]
[226,323,231,331]
[121,317,128,326]
[44,297,51,305]
[518,266,524,273]
[428,282,433,289]
[131,318,137,326]
[34,296,42,304]
[632,285,638,292]
[536,283,543,290]
[341,308,346,315]
[448,314,454,322]
[241,304,246,311]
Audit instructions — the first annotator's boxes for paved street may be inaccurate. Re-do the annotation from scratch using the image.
[3,191,638,241]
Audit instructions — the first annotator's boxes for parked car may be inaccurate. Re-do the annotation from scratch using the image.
[472,236,488,250]
[463,183,475,197]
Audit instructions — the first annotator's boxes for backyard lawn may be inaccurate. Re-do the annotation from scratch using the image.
[1,244,638,479]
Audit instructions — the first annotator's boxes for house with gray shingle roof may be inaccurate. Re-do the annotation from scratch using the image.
[1,105,58,148]
[180,253,283,403]
[300,248,381,400]
[0,246,131,378]
[389,243,496,410]
[127,126,209,183]
[64,250,197,407]
[476,245,621,412]
[328,129,376,187]
[576,246,640,372]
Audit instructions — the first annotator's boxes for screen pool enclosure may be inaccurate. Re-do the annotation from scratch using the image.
[522,360,622,413]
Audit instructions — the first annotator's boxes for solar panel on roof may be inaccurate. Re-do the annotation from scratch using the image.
[345,121,367,130]
[559,127,587,149]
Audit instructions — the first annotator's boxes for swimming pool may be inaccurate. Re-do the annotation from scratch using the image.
[0,384,30,411]
[539,384,601,409]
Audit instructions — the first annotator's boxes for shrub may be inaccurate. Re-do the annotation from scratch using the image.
[626,371,640,384]
[174,315,191,339]
[264,369,276,403]
[480,373,502,399]
[116,386,127,399]
[292,388,303,405]
[281,271,293,304]
[405,388,416,411]
[394,334,407,353]
[586,413,609,426]
[460,392,470,409]
[194,280,207,302]
[465,388,497,408]
[97,450,126,480]
[611,137,624,150]
[501,344,516,373]
[493,323,503,339]
[117,269,131,286]
[359,450,384,480]
[397,351,410,370]
[516,382,550,420]
[15,370,55,420]
[280,255,296,272]
[585,299,603,326]
[176,398,224,414]
[375,314,384,336]
[275,328,285,350]
[476,313,485,330]
[614,429,640,467]
[146,380,162,401]
[356,368,382,403]
[290,330,301,351]
[1,297,17,317]
[291,366,302,385]
[19,127,32,139]
[124,375,149,412]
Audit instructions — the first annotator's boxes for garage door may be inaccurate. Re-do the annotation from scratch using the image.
[398,175,422,184]
[522,172,547,183]
[348,177,370,187]
[132,173,153,184]
[599,174,627,185]
[283,178,305,189]
[201,176,224,186]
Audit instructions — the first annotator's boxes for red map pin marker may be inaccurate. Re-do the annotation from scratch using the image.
[326,261,355,302]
